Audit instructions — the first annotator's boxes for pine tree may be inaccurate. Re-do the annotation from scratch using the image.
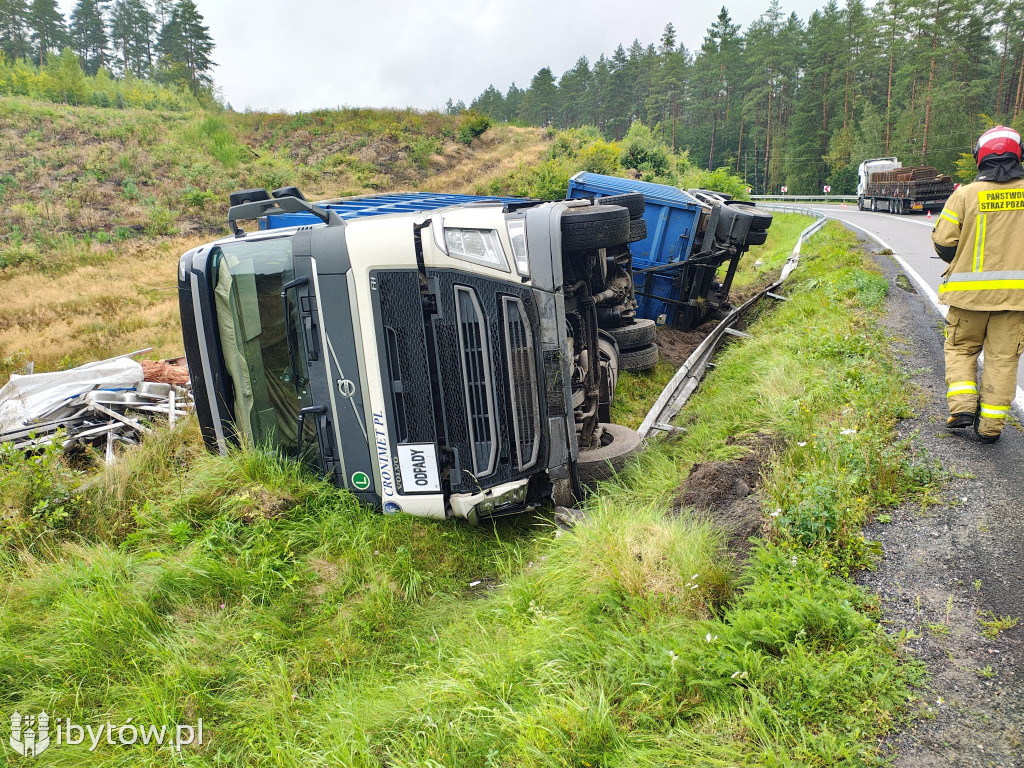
[28,0,65,65]
[0,0,31,61]
[70,0,108,75]
[156,0,214,95]
[518,67,558,126]
[110,0,155,76]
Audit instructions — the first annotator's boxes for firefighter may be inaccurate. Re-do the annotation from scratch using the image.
[933,126,1024,443]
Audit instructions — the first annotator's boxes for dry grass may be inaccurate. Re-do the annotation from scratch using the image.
[421,125,548,193]
[0,236,204,380]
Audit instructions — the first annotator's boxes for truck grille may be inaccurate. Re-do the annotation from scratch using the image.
[455,286,497,475]
[502,296,540,470]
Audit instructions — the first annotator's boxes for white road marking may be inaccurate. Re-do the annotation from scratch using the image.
[824,215,1024,419]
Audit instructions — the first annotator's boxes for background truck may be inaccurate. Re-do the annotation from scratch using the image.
[857,158,954,214]
[178,180,772,522]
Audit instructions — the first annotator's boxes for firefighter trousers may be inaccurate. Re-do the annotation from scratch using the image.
[944,306,1024,437]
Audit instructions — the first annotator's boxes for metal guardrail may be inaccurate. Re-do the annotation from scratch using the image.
[638,210,827,438]
[751,194,857,202]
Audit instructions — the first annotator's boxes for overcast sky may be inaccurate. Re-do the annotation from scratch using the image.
[61,0,827,112]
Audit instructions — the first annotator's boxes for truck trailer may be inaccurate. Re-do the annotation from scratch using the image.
[857,157,953,214]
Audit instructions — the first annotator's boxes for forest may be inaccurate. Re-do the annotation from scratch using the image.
[0,0,214,107]
[466,0,1024,194]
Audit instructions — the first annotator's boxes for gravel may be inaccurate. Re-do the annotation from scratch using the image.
[856,237,1024,767]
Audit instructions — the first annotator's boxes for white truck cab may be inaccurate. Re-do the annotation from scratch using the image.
[178,188,638,522]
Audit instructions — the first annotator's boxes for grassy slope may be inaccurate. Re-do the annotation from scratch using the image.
[1,221,934,766]
[0,96,546,380]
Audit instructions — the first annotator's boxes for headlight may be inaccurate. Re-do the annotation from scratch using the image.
[444,228,505,268]
[506,219,529,277]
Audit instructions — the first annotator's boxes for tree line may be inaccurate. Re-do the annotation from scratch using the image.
[0,0,214,95]
[465,0,1024,194]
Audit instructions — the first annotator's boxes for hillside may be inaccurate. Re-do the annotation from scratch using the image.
[0,97,547,380]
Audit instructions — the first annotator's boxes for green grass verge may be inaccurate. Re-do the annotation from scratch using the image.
[0,222,933,766]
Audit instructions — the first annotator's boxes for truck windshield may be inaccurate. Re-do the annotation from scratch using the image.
[211,238,317,460]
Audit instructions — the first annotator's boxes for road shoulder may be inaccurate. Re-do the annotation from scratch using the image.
[856,235,1024,768]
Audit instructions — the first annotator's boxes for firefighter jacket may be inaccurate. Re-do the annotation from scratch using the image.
[933,177,1024,311]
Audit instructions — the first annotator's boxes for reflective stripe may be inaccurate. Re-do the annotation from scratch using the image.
[941,269,1024,282]
[940,212,959,225]
[939,279,1024,293]
[980,403,1010,419]
[973,214,987,272]
[946,381,978,397]
[979,213,987,271]
[940,208,960,224]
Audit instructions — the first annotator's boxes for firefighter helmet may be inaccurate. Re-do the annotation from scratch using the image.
[973,126,1023,165]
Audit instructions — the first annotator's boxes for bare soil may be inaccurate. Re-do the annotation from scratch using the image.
[657,320,719,367]
[673,435,780,558]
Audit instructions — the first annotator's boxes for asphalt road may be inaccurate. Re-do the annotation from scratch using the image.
[801,203,1024,404]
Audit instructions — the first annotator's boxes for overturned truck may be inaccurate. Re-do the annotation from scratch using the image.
[178,178,771,522]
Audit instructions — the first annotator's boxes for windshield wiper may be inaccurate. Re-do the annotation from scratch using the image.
[281,276,309,387]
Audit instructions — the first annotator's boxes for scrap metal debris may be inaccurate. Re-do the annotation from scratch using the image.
[0,349,192,461]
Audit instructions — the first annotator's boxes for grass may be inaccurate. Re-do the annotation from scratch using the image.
[1,221,935,765]
[978,612,1019,639]
[0,96,534,282]
[611,213,816,430]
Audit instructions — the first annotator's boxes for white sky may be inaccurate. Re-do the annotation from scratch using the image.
[60,0,827,112]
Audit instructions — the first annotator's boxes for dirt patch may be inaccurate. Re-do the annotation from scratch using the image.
[673,435,780,556]
[657,320,720,367]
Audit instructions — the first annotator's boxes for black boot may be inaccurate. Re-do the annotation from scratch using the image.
[946,412,975,429]
[974,413,1001,444]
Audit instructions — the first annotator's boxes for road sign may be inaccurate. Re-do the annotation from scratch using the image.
[781,186,788,193]
[823,185,832,193]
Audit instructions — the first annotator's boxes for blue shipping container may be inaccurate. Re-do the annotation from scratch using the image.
[566,173,714,326]
[566,172,705,266]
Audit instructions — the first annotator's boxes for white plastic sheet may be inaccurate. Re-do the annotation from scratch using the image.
[0,359,143,434]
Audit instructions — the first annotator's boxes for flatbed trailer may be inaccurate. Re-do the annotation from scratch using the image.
[857,158,953,215]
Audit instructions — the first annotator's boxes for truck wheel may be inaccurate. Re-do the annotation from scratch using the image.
[726,201,773,230]
[576,423,645,483]
[870,198,877,212]
[561,205,630,251]
[627,218,648,243]
[596,193,645,220]
[605,318,657,349]
[746,229,769,246]
[619,342,659,373]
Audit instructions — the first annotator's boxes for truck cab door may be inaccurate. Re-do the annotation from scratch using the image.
[290,233,377,501]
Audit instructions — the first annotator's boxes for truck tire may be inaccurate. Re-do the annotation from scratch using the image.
[870,198,877,212]
[726,201,773,231]
[596,193,645,220]
[605,318,657,349]
[619,342,659,373]
[627,218,648,243]
[576,423,645,483]
[746,229,769,246]
[561,205,630,251]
